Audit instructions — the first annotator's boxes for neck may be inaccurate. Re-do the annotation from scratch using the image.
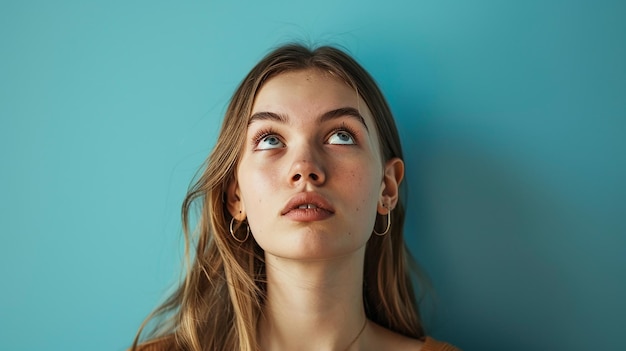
[258,249,368,351]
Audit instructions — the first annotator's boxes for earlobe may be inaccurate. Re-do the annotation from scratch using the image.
[226,179,246,220]
[378,157,404,214]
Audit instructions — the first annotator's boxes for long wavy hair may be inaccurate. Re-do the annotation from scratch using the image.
[132,43,425,351]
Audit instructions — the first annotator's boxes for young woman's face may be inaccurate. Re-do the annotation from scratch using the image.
[229,68,399,260]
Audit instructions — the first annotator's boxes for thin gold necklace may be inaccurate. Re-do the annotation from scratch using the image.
[342,318,368,351]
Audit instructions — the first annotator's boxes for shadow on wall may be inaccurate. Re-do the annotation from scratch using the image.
[408,131,575,349]
[399,112,620,350]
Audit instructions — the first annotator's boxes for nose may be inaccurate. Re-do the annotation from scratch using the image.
[288,147,326,186]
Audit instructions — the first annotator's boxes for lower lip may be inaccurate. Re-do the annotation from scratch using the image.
[283,208,334,222]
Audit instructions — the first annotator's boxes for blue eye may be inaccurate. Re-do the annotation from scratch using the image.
[257,135,284,149]
[327,131,355,145]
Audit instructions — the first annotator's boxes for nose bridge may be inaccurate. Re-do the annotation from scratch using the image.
[288,138,325,185]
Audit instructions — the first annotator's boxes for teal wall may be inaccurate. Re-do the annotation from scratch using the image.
[1,1,624,350]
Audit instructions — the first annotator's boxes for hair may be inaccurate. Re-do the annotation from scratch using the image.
[131,43,425,351]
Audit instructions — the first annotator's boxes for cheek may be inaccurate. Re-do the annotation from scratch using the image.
[337,162,381,210]
[238,160,283,211]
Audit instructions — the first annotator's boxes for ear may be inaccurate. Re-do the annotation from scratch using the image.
[226,178,246,220]
[377,157,404,215]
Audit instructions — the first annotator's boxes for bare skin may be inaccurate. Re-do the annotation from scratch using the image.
[257,249,425,351]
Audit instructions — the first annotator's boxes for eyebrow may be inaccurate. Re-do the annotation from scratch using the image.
[248,107,369,131]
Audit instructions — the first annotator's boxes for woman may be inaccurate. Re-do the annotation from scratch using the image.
[132,43,459,351]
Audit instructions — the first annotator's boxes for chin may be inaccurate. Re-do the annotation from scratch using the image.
[255,224,369,260]
[265,239,366,262]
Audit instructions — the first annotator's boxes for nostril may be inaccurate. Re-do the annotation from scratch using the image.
[309,173,319,181]
[292,174,302,181]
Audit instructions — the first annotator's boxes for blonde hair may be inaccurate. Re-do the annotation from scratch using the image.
[132,43,425,351]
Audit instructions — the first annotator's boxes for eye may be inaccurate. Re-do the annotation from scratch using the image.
[327,130,356,145]
[257,134,285,150]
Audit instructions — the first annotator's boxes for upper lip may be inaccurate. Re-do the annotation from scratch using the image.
[281,192,335,215]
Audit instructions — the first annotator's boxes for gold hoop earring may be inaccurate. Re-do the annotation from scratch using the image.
[229,217,250,242]
[373,211,391,236]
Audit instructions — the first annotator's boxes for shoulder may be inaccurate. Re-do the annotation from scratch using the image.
[421,337,461,351]
[131,335,177,351]
[364,321,460,351]
[362,321,420,350]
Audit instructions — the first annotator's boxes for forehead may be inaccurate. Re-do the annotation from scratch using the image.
[251,68,370,118]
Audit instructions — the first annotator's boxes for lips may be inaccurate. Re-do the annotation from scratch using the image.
[281,192,335,221]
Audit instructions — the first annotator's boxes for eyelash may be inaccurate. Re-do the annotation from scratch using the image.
[327,123,359,143]
[250,123,359,148]
[251,127,280,147]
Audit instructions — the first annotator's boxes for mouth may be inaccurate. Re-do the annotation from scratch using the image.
[281,192,335,221]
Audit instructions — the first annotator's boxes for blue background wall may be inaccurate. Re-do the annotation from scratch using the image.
[1,1,624,350]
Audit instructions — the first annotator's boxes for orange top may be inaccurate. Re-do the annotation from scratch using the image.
[135,335,460,350]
